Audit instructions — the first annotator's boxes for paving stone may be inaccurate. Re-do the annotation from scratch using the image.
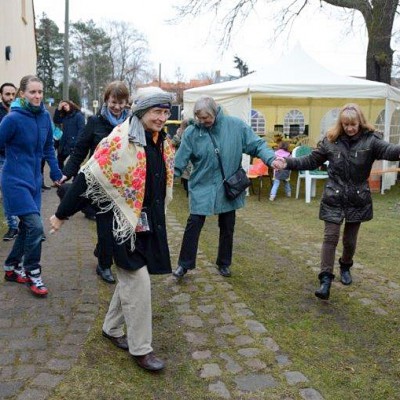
[236,308,254,317]
[198,304,216,314]
[176,303,191,313]
[284,371,309,385]
[14,364,36,379]
[183,332,208,345]
[237,348,261,357]
[170,293,191,303]
[46,358,75,371]
[244,358,267,370]
[245,320,267,333]
[233,335,254,346]
[234,373,277,391]
[221,312,233,323]
[0,351,15,365]
[209,381,231,399]
[31,372,64,389]
[275,354,292,366]
[180,315,204,328]
[208,318,222,325]
[200,363,222,378]
[262,337,280,352]
[373,307,388,315]
[0,381,24,398]
[203,284,215,293]
[359,298,374,306]
[215,325,241,335]
[0,366,14,379]
[220,353,243,374]
[299,388,325,400]
[192,350,212,360]
[16,388,48,400]
[232,302,247,309]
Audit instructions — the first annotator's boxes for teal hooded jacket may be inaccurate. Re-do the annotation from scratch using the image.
[175,108,275,215]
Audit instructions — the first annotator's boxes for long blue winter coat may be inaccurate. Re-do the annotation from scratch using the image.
[0,101,62,216]
[175,107,276,215]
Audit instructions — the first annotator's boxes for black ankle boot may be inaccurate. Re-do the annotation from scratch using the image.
[339,258,353,285]
[315,272,334,300]
[96,265,115,284]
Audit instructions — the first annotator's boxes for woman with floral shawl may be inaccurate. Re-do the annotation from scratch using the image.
[50,89,174,371]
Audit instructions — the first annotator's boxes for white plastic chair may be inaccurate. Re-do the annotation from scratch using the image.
[292,146,329,203]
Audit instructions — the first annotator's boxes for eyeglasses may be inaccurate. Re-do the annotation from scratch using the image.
[149,109,171,118]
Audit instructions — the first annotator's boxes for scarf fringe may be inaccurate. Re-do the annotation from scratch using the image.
[81,166,137,251]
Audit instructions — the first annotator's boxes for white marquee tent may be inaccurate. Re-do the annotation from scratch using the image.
[183,44,400,193]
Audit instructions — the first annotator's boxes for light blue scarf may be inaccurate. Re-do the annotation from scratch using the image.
[100,103,129,127]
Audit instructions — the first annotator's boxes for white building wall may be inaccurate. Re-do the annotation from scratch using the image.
[0,0,37,86]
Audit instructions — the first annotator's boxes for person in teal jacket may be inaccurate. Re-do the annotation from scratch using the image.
[173,95,278,278]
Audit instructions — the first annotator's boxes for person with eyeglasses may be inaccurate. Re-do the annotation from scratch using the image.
[275,103,400,300]
[50,89,174,371]
[58,81,131,284]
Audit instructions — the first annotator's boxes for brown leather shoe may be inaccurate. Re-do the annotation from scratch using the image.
[133,352,165,371]
[102,331,128,350]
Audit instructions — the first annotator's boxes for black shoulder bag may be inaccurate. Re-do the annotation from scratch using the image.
[207,132,251,200]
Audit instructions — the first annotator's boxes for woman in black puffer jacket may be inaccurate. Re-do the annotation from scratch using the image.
[283,103,400,300]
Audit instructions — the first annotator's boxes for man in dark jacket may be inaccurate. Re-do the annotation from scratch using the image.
[0,82,19,241]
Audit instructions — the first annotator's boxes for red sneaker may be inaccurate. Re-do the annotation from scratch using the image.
[4,268,30,284]
[27,271,49,297]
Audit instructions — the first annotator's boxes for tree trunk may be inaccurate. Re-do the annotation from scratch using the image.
[364,0,396,83]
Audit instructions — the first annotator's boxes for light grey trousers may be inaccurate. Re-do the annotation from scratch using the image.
[102,266,153,356]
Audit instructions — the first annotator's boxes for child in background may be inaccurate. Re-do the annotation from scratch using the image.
[269,141,291,201]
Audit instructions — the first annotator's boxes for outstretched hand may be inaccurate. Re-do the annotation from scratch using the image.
[49,215,64,234]
[272,157,287,170]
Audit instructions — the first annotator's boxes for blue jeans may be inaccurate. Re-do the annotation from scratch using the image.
[0,155,18,229]
[270,179,291,198]
[4,213,43,273]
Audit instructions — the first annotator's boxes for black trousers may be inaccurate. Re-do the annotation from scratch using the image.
[178,210,236,270]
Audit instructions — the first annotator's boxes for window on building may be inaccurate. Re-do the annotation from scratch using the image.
[251,109,266,136]
[320,108,340,141]
[283,110,305,138]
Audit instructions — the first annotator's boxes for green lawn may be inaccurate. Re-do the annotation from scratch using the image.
[11,176,400,400]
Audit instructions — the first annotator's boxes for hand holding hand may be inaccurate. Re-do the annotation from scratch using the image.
[272,157,287,170]
[49,215,64,234]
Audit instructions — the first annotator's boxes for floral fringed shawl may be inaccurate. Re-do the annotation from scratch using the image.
[80,118,174,250]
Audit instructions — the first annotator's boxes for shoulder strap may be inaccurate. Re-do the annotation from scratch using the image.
[207,131,226,180]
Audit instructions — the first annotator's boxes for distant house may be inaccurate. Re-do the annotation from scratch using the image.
[0,0,36,85]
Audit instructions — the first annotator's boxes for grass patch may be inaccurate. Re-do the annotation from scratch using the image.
[45,177,400,399]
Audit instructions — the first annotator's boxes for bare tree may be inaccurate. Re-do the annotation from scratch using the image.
[102,20,151,93]
[175,0,399,84]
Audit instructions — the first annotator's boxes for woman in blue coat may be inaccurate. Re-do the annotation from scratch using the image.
[0,75,62,297]
[53,100,85,170]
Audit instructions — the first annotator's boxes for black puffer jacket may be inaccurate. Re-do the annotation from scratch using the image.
[286,131,400,224]
[62,114,114,178]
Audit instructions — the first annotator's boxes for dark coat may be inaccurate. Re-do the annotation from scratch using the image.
[55,131,171,275]
[286,131,400,224]
[53,109,85,157]
[62,114,114,178]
